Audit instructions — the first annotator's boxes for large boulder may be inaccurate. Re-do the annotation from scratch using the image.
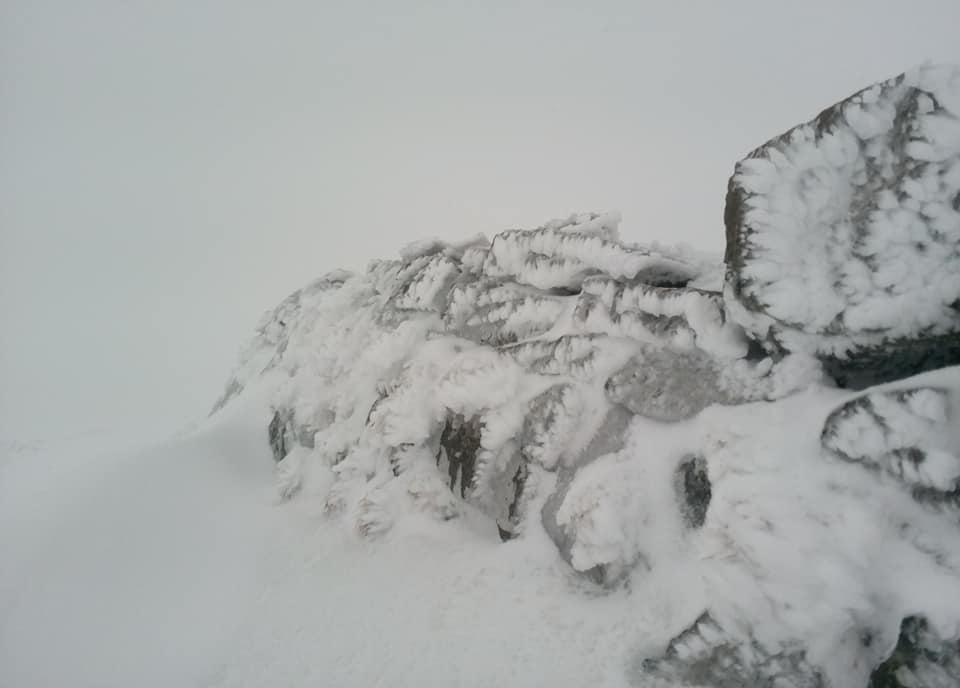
[604,346,745,421]
[212,210,790,586]
[724,64,960,388]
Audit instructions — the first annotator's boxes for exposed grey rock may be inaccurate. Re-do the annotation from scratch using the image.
[445,278,568,346]
[496,457,528,542]
[540,405,635,586]
[266,405,329,464]
[604,347,744,421]
[820,336,960,391]
[520,384,580,470]
[675,454,711,529]
[268,409,294,463]
[724,64,960,389]
[436,413,482,498]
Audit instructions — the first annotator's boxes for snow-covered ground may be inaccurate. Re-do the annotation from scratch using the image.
[0,383,654,688]
[4,362,958,687]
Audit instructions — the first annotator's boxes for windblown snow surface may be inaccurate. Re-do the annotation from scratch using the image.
[0,382,679,688]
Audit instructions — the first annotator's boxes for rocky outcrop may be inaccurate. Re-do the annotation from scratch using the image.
[604,347,744,422]
[267,409,293,462]
[227,211,755,555]
[724,63,960,389]
[216,64,960,688]
[436,413,482,498]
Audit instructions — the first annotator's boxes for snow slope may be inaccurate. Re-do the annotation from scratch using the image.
[5,62,960,687]
[0,382,671,688]
[0,399,276,687]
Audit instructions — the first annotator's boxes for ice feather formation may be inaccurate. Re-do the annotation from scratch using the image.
[216,65,960,688]
[725,63,960,388]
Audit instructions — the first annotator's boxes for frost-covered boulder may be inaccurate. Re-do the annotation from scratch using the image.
[821,385,960,501]
[267,408,294,462]
[215,212,768,561]
[604,347,745,421]
[641,613,827,688]
[724,63,960,388]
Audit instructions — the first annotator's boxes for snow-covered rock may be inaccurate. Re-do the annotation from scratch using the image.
[604,347,746,421]
[724,63,960,388]
[213,65,960,688]
[821,385,960,501]
[642,612,827,687]
[216,212,760,543]
[216,206,960,686]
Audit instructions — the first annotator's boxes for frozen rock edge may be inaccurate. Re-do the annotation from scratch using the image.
[215,65,960,688]
[725,63,960,389]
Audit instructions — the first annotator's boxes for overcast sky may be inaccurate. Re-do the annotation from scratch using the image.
[3,0,960,441]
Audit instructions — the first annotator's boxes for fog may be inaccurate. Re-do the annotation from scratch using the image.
[3,0,959,441]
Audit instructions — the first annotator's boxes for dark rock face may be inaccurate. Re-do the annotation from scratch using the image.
[520,384,579,469]
[498,461,529,542]
[821,335,960,391]
[724,64,960,389]
[870,616,960,688]
[268,407,320,463]
[675,454,711,529]
[821,387,960,499]
[435,412,530,540]
[539,405,635,586]
[268,409,293,462]
[437,413,482,498]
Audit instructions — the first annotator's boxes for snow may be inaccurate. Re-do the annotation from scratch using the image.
[3,198,960,685]
[0,384,647,688]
